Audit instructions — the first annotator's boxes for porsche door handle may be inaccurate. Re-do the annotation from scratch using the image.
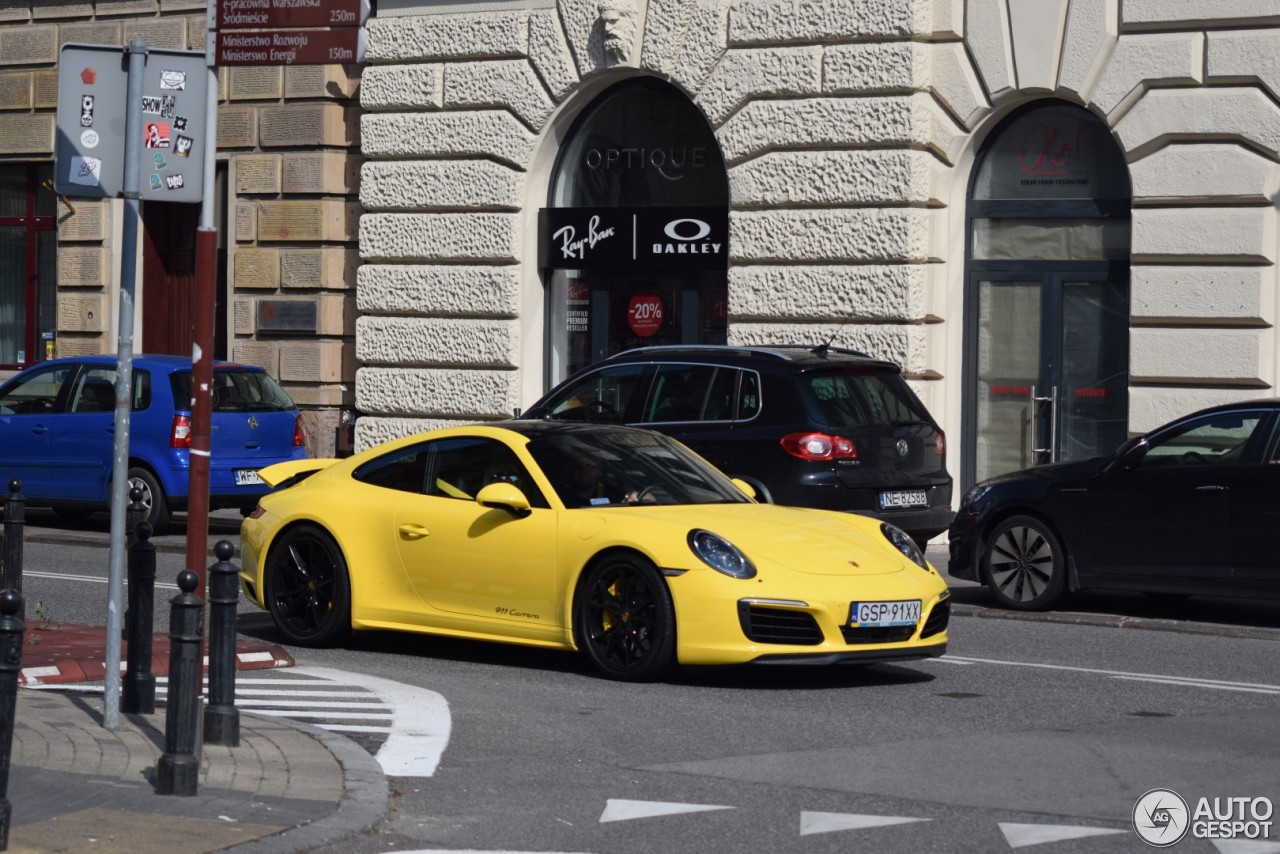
[1194,485,1228,493]
[398,523,430,539]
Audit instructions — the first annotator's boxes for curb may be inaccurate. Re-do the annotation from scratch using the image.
[19,638,295,685]
[950,602,1280,642]
[221,715,391,854]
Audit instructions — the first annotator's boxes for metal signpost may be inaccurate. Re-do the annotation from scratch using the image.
[54,42,208,731]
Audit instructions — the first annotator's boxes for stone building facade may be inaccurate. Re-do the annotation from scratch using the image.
[359,0,1280,492]
[0,0,359,457]
[1,0,1277,494]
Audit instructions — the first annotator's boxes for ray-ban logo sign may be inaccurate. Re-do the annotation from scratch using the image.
[539,207,727,272]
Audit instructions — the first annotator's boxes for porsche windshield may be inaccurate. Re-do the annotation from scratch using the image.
[526,428,750,508]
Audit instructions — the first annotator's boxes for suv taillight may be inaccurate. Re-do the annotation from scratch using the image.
[780,432,858,461]
[293,414,306,447]
[171,414,191,449]
[935,431,946,456]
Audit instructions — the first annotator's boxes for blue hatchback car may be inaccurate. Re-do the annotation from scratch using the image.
[0,354,309,533]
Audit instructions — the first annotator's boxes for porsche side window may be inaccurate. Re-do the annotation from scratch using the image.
[0,365,72,415]
[547,364,646,423]
[1138,412,1265,468]
[428,437,550,509]
[354,444,431,494]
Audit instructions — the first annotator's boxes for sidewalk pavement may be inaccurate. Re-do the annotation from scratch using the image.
[7,623,388,852]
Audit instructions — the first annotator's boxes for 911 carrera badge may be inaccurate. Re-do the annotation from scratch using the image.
[247,416,258,430]
[895,439,909,457]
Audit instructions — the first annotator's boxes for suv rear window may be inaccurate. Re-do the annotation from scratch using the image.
[806,370,932,429]
[171,369,296,413]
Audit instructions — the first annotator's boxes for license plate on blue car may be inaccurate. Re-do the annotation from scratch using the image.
[849,600,921,627]
[234,468,263,486]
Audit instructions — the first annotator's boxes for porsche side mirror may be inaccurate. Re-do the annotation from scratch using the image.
[476,482,532,517]
[730,478,758,501]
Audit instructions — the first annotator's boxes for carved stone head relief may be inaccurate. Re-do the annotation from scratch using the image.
[595,0,639,66]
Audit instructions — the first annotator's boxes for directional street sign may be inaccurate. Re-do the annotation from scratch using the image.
[214,0,370,30]
[214,28,366,66]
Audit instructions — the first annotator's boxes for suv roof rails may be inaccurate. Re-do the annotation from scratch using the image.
[607,344,875,362]
[608,344,795,361]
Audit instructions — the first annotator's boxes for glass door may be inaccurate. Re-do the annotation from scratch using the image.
[968,272,1128,485]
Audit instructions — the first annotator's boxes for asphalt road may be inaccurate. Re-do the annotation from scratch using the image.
[14,509,1280,853]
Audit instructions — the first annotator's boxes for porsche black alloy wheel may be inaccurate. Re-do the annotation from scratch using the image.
[265,524,351,647]
[982,514,1066,610]
[575,555,675,681]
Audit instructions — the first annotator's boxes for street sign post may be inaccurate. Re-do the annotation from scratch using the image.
[54,43,208,203]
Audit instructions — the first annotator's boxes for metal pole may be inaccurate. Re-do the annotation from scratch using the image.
[104,37,148,732]
[122,520,156,715]
[0,589,25,849]
[156,569,203,796]
[203,540,239,746]
[187,0,222,601]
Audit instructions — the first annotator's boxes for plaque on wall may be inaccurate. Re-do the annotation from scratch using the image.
[257,299,317,333]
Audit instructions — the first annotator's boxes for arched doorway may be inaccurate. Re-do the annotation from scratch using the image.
[962,102,1132,488]
[538,77,729,385]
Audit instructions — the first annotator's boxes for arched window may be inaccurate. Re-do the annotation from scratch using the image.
[540,78,729,384]
[963,102,1132,486]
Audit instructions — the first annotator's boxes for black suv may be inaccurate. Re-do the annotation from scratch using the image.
[520,345,953,546]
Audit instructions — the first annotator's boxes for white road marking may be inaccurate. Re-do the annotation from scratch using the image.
[934,655,1280,694]
[800,812,927,835]
[599,799,733,823]
[23,569,179,590]
[290,665,451,778]
[999,822,1127,848]
[1211,839,1280,853]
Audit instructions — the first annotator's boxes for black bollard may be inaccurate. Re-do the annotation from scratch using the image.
[0,588,25,849]
[204,540,240,747]
[2,481,23,611]
[156,569,203,796]
[126,485,145,548]
[122,521,156,715]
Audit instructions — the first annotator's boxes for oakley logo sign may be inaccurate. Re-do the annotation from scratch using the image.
[653,218,721,256]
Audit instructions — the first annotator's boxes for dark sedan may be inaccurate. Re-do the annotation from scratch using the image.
[949,399,1280,609]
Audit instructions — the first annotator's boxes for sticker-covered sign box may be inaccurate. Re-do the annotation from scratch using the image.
[55,43,208,203]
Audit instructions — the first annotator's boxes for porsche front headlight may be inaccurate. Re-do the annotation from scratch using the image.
[688,529,756,579]
[881,522,928,570]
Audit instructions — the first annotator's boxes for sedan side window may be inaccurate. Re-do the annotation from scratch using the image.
[0,365,72,415]
[1138,412,1266,468]
[545,364,646,423]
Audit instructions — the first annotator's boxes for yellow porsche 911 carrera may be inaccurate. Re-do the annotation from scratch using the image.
[239,421,950,681]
